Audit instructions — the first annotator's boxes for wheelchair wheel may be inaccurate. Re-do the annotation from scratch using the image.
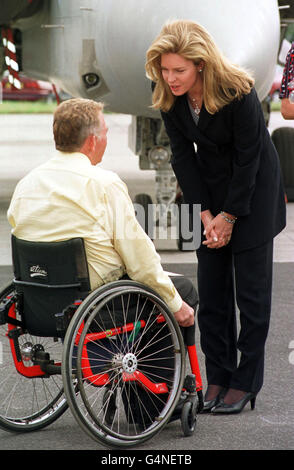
[181,400,197,437]
[62,280,185,448]
[0,283,69,432]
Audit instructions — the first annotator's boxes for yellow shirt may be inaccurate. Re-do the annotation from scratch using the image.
[7,151,182,313]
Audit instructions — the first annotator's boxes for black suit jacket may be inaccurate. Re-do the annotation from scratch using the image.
[160,88,286,252]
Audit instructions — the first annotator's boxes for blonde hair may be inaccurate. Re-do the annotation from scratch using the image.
[145,20,254,114]
[53,98,104,152]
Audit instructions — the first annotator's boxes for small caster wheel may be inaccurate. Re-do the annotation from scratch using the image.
[181,400,197,436]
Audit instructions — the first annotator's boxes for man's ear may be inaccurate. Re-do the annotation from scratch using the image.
[81,134,96,152]
[88,133,97,148]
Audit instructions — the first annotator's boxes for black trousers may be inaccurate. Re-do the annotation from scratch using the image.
[196,240,273,394]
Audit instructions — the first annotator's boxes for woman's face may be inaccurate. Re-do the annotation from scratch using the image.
[161,53,203,96]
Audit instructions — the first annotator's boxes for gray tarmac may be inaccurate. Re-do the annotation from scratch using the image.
[0,111,293,454]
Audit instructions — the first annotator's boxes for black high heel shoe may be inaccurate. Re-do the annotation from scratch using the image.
[202,387,226,413]
[211,392,256,414]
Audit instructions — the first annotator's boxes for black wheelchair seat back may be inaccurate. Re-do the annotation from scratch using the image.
[11,235,91,337]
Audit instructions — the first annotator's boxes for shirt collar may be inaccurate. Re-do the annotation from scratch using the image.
[55,151,91,164]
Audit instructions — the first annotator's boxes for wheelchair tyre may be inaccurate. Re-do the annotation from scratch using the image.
[62,280,186,448]
[181,400,197,437]
[0,283,69,432]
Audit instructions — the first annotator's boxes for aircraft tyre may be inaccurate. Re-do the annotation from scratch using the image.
[271,127,294,202]
[134,193,154,239]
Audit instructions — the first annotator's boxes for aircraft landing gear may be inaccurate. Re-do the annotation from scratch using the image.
[129,116,195,251]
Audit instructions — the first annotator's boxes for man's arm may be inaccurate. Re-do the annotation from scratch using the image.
[105,178,194,326]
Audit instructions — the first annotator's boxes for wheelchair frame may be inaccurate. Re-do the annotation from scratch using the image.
[0,239,203,448]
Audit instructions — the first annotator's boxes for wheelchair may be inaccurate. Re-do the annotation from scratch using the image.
[0,235,203,448]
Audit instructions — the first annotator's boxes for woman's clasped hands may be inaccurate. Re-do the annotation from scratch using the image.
[201,210,235,249]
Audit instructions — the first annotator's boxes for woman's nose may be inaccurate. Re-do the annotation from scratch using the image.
[167,72,176,83]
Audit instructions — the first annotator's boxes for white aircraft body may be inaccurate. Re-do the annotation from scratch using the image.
[0,0,280,111]
[0,0,293,247]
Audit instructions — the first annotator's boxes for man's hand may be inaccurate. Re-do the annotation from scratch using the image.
[174,301,195,327]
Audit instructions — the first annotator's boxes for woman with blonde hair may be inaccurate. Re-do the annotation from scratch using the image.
[146,20,286,414]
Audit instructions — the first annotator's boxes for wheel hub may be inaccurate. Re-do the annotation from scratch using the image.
[122,353,138,373]
[112,352,138,373]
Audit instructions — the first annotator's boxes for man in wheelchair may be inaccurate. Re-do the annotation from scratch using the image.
[7,98,196,329]
[3,98,200,442]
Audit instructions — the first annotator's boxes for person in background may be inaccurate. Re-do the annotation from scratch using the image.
[280,41,294,119]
